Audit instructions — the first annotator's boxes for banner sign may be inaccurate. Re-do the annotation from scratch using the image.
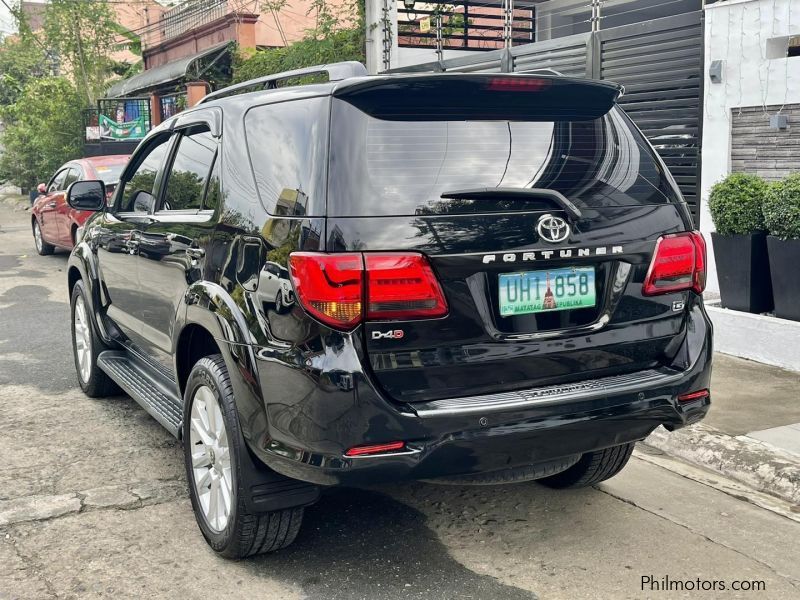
[99,114,146,140]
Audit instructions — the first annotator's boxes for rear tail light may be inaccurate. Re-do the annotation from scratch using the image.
[365,253,448,320]
[288,253,363,329]
[288,252,448,330]
[642,231,706,296]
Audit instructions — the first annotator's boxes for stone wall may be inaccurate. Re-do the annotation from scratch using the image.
[731,104,800,181]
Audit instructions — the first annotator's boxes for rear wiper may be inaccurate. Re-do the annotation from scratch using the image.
[439,187,582,220]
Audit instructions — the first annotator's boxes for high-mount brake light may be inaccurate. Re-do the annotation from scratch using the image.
[485,77,552,92]
[642,231,706,296]
[288,252,448,330]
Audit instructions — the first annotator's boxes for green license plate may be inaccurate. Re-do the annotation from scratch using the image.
[498,267,596,316]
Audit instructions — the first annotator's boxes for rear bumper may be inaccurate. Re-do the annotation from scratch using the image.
[251,302,712,486]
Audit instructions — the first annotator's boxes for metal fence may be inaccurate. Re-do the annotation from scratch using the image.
[160,0,228,43]
[84,98,152,143]
[398,0,535,51]
[159,93,187,122]
[390,11,705,224]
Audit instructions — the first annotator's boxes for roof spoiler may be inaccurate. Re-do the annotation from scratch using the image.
[334,74,624,121]
[198,61,367,104]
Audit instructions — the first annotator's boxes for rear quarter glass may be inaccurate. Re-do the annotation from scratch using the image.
[328,98,681,217]
[244,97,329,217]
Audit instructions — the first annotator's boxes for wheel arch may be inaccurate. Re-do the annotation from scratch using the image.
[177,282,267,450]
[175,323,222,395]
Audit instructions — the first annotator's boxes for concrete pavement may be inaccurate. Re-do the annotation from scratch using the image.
[1,198,799,599]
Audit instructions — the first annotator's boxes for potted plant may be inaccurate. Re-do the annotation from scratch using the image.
[763,174,800,321]
[708,173,773,313]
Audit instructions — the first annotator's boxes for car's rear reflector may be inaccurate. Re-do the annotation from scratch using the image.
[678,389,710,403]
[642,231,706,296]
[288,252,448,330]
[345,441,406,457]
[365,253,448,320]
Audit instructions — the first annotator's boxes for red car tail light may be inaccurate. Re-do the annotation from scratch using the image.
[288,253,364,329]
[643,231,706,296]
[365,253,448,320]
[288,252,448,330]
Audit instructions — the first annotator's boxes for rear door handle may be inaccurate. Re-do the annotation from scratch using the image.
[186,247,205,259]
[47,201,57,208]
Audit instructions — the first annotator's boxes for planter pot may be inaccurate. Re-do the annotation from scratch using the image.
[711,232,773,313]
[766,236,800,321]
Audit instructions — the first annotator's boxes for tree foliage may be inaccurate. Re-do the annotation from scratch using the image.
[0,19,47,106]
[43,0,120,106]
[233,0,365,84]
[0,77,84,189]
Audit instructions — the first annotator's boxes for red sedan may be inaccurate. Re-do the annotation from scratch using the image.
[31,155,129,255]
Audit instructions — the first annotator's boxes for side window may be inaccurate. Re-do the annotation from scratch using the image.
[161,127,217,212]
[48,170,68,193]
[203,155,222,211]
[118,135,172,213]
[62,168,80,190]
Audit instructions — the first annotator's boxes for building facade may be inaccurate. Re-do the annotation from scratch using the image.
[701,0,800,294]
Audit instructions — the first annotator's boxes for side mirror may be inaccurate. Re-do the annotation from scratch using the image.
[37,183,47,194]
[66,180,106,211]
[131,190,156,214]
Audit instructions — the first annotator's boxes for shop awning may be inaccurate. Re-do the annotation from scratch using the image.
[106,41,231,98]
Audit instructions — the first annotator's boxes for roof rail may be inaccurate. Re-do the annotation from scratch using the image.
[198,61,368,104]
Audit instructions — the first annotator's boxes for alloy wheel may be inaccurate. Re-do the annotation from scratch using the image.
[33,222,43,253]
[73,296,93,383]
[189,385,233,533]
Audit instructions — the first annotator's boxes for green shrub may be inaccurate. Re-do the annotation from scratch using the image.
[708,173,769,236]
[763,174,800,240]
[0,77,83,189]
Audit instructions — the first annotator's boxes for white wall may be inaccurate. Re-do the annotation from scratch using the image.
[702,0,800,294]
[394,47,483,69]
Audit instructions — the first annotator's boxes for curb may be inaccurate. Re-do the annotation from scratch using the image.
[646,423,800,506]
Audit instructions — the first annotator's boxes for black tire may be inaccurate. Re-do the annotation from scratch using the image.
[33,219,55,256]
[70,225,78,247]
[274,292,283,313]
[537,443,635,489]
[70,280,120,397]
[183,355,304,558]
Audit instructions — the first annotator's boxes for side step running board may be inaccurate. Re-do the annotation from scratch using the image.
[97,350,183,437]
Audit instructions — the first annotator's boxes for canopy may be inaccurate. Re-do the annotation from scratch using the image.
[106,42,231,97]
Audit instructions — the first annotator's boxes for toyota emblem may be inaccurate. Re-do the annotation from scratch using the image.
[536,214,570,243]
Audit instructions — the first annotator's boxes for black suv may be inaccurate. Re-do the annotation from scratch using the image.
[66,62,712,558]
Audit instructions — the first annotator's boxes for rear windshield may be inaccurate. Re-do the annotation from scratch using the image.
[328,99,680,217]
[93,164,125,185]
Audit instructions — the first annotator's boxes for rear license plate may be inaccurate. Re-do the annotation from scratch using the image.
[498,267,596,316]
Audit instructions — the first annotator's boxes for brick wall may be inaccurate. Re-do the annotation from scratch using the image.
[731,104,800,181]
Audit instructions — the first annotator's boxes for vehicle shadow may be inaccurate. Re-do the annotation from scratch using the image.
[247,486,538,600]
